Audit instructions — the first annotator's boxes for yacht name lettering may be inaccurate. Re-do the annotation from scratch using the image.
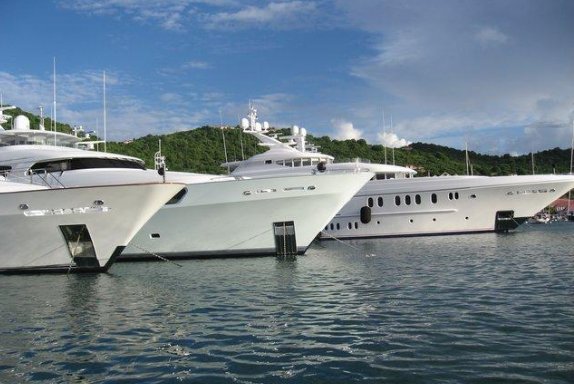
[23,206,111,217]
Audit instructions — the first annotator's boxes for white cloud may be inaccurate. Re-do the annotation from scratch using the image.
[331,119,362,140]
[61,0,318,31]
[0,70,216,140]
[475,26,509,47]
[182,61,211,70]
[378,131,411,148]
[338,0,574,154]
[206,1,317,29]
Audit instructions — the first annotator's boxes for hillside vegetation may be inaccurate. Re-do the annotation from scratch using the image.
[3,107,572,176]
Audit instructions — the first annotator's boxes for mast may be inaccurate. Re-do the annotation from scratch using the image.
[465,142,470,175]
[391,114,395,165]
[382,109,387,164]
[103,71,107,152]
[53,57,57,146]
[569,120,574,216]
[220,109,229,174]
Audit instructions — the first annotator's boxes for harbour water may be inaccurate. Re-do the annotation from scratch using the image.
[1,223,573,383]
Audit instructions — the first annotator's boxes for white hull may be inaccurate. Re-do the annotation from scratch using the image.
[321,175,574,239]
[0,182,183,273]
[122,171,373,259]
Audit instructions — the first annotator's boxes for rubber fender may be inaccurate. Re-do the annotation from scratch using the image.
[360,206,371,224]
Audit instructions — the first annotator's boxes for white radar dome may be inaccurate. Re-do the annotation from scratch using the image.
[240,117,250,129]
[255,122,262,131]
[263,121,269,130]
[292,125,299,135]
[14,115,30,130]
[300,128,307,136]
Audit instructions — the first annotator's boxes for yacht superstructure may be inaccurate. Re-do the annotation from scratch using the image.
[228,105,574,239]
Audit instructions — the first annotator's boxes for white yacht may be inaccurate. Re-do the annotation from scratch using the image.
[0,110,373,258]
[0,180,184,273]
[227,105,574,239]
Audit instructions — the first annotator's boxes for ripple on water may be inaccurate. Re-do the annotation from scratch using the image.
[1,224,573,383]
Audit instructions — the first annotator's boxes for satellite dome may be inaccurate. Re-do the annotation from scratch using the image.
[240,117,249,129]
[14,115,30,130]
[292,125,299,135]
[263,121,269,130]
[300,128,307,136]
[255,122,262,131]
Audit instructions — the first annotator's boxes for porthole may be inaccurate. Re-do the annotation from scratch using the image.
[415,194,421,204]
[368,197,374,207]
[448,192,453,200]
[330,223,334,230]
[354,222,359,229]
[409,219,414,223]
[348,222,352,230]
[465,217,469,220]
[470,194,477,199]
[431,193,438,204]
[378,197,383,207]
[336,223,340,230]
[455,192,459,199]
[432,218,436,222]
[405,195,411,205]
[395,196,401,206]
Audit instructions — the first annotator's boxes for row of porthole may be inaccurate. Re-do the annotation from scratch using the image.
[325,216,472,231]
[367,193,438,207]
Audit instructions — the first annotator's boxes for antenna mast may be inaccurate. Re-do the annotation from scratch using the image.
[568,120,573,218]
[53,57,57,146]
[103,71,107,152]
[382,108,387,164]
[220,109,230,174]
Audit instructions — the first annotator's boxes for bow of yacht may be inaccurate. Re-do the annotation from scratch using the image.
[0,180,184,273]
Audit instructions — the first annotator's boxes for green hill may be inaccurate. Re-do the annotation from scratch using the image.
[2,107,572,176]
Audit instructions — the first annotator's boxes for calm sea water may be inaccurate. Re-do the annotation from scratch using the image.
[1,223,573,383]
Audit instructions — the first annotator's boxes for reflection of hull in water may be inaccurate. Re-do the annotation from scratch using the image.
[321,174,574,239]
[0,182,183,273]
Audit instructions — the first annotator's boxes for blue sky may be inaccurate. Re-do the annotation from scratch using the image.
[1,0,573,155]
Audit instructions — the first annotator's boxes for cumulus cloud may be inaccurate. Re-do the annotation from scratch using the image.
[378,131,411,148]
[332,119,362,140]
[337,0,574,154]
[0,70,215,139]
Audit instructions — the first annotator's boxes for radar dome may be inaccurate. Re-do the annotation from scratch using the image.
[263,121,269,130]
[292,125,299,135]
[300,128,307,136]
[14,115,30,130]
[240,117,249,129]
[255,122,262,131]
